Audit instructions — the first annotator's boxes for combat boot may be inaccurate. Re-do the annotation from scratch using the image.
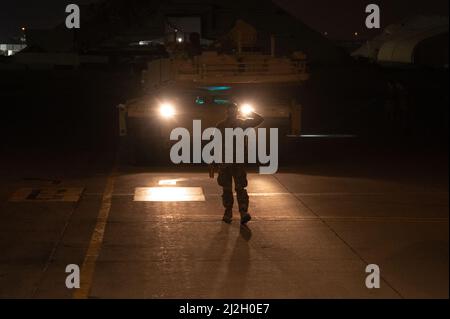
[240,212,252,225]
[222,209,233,224]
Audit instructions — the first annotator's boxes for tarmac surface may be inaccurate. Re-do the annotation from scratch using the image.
[0,35,448,301]
[0,143,448,299]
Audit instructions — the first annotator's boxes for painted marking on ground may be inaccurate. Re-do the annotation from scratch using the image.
[9,188,84,202]
[134,187,206,202]
[73,167,117,299]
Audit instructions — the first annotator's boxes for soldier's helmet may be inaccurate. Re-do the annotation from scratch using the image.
[225,102,239,117]
[225,102,239,110]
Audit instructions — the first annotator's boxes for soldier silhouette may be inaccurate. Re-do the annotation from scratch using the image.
[214,103,264,224]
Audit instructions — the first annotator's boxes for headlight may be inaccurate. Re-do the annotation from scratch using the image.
[159,103,176,118]
[240,103,255,116]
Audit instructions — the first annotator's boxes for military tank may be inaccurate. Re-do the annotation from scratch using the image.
[119,25,309,164]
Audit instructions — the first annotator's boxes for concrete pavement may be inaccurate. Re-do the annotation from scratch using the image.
[0,150,448,299]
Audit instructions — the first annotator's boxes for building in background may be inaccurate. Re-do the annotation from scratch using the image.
[0,38,26,56]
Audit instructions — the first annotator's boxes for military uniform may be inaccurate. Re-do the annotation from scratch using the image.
[217,163,249,214]
[216,116,264,222]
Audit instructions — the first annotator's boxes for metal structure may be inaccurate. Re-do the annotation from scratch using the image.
[142,52,308,87]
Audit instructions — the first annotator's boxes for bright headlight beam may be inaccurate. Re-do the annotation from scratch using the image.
[159,103,175,118]
[240,104,254,116]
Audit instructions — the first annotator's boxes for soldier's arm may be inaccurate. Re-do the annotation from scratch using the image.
[243,112,264,128]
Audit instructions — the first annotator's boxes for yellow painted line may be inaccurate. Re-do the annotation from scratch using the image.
[73,165,117,299]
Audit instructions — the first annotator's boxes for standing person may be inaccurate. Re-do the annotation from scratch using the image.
[215,103,264,224]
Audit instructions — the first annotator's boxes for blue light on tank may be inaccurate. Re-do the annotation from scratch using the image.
[203,86,232,92]
[195,97,206,105]
[214,98,231,105]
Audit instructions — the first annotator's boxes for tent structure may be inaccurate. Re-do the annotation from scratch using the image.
[353,15,449,68]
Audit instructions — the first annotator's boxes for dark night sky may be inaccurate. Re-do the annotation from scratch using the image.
[0,0,448,40]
